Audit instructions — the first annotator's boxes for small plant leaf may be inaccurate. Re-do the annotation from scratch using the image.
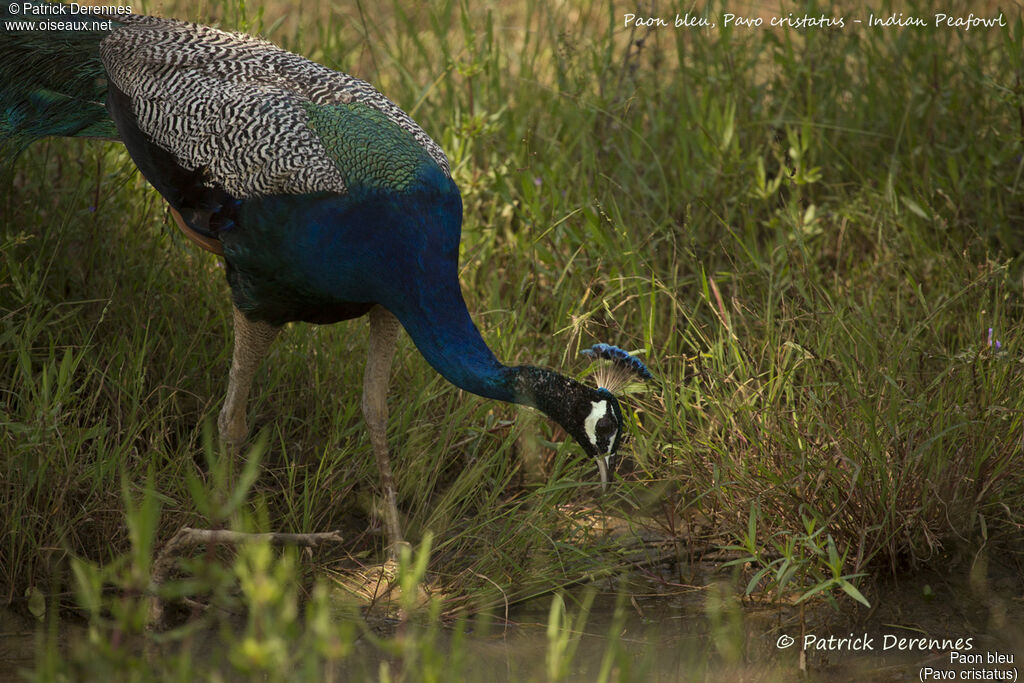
[25,586,45,620]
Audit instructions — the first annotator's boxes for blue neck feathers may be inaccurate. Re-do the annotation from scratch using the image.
[387,279,516,402]
[391,294,597,447]
[226,165,596,430]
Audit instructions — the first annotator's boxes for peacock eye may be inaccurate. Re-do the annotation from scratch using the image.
[596,415,616,438]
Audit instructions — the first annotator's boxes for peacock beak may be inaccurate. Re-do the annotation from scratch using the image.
[595,453,618,492]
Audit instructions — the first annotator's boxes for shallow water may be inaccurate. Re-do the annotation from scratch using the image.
[410,559,1023,681]
[3,558,1022,681]
[0,609,34,681]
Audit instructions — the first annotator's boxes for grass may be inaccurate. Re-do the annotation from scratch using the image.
[2,0,1024,678]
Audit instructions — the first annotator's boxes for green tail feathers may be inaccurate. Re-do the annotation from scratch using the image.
[1,1,121,160]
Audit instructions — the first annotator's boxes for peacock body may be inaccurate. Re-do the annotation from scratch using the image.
[1,3,651,553]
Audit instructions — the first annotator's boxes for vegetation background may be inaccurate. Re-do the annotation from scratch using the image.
[1,0,1022,678]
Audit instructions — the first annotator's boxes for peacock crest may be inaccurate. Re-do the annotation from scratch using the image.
[580,343,653,394]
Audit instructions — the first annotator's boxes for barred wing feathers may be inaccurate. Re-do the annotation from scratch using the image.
[99,15,451,200]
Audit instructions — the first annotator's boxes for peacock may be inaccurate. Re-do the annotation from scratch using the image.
[0,2,652,554]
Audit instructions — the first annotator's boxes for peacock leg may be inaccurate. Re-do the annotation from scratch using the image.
[361,305,405,557]
[218,306,281,453]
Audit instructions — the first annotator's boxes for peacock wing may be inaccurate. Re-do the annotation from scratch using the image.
[97,15,451,238]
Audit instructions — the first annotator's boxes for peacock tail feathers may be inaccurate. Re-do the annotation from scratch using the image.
[0,1,120,160]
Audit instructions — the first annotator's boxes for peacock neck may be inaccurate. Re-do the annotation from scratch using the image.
[387,290,521,404]
[386,293,585,423]
[344,179,586,422]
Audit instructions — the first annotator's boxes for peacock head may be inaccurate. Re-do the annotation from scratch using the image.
[567,385,625,489]
[573,344,653,489]
[515,344,650,490]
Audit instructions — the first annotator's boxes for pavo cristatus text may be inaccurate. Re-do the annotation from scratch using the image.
[0,3,652,554]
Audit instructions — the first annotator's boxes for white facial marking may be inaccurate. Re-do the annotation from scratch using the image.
[584,400,609,451]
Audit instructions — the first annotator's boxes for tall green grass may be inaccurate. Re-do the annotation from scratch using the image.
[2,0,1023,677]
